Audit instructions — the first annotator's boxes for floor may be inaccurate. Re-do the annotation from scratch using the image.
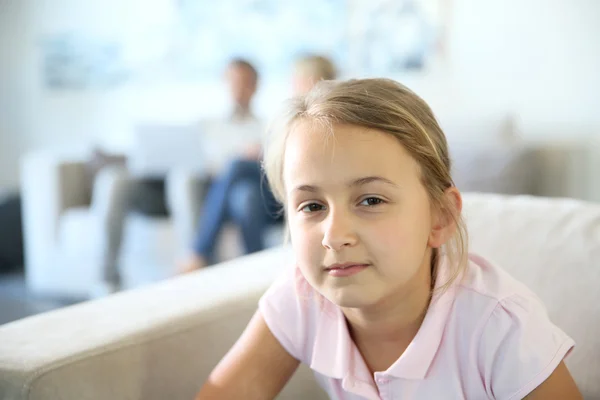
[0,272,83,326]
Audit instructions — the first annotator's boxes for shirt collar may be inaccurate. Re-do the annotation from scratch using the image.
[309,299,350,379]
[308,256,458,381]
[386,262,457,379]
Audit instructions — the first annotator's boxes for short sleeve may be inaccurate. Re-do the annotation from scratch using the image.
[478,294,575,400]
[258,267,316,363]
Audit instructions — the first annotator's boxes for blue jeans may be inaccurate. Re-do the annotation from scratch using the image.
[192,159,282,264]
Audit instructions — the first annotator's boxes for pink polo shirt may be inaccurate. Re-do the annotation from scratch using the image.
[258,253,574,400]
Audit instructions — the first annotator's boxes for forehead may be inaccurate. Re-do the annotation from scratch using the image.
[283,121,421,188]
[227,64,256,80]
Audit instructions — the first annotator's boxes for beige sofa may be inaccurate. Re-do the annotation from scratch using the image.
[1,193,599,399]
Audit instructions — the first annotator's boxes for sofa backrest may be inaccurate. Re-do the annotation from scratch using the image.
[462,193,600,398]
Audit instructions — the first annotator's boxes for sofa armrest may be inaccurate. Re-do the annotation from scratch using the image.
[20,152,90,291]
[89,166,129,217]
[88,166,131,284]
[0,246,325,400]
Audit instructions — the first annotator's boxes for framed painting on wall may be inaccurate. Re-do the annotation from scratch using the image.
[39,0,449,89]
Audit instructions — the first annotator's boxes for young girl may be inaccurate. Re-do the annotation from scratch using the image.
[195,79,581,399]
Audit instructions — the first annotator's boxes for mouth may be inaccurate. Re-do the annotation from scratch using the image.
[324,262,370,277]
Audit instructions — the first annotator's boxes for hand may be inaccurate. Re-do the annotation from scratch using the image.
[177,254,207,275]
[243,143,262,160]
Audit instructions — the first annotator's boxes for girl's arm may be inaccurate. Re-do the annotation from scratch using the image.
[195,310,300,400]
[523,362,582,399]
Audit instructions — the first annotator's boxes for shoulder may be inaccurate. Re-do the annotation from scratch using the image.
[452,254,575,399]
[259,266,314,323]
[258,266,323,363]
[457,253,541,302]
[446,253,548,336]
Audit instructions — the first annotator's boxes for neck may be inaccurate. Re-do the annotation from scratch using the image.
[343,249,434,347]
[232,104,252,120]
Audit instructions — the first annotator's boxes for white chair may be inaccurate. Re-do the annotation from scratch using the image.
[19,149,201,299]
[20,151,128,298]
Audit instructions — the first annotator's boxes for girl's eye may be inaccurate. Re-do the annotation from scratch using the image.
[301,203,325,213]
[359,197,384,207]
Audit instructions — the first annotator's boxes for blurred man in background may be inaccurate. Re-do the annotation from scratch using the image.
[93,58,263,295]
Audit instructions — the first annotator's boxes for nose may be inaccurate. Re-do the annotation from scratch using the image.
[321,209,358,251]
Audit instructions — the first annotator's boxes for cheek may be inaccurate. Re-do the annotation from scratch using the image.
[366,211,430,259]
[289,222,326,286]
[289,218,322,260]
[364,219,407,257]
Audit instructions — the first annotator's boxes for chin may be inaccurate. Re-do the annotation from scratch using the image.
[322,286,380,309]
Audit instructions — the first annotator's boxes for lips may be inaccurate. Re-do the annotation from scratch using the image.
[325,262,370,278]
[325,262,369,271]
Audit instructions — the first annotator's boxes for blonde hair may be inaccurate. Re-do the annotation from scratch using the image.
[263,78,468,291]
[294,54,337,81]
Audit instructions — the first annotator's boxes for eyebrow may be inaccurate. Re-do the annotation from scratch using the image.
[292,176,399,193]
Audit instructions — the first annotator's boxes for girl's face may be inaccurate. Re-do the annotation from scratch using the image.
[284,122,442,309]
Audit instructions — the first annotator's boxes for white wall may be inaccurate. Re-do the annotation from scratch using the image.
[0,0,599,189]
[0,0,36,190]
[446,0,600,136]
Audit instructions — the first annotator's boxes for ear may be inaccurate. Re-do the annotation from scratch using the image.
[428,187,463,248]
